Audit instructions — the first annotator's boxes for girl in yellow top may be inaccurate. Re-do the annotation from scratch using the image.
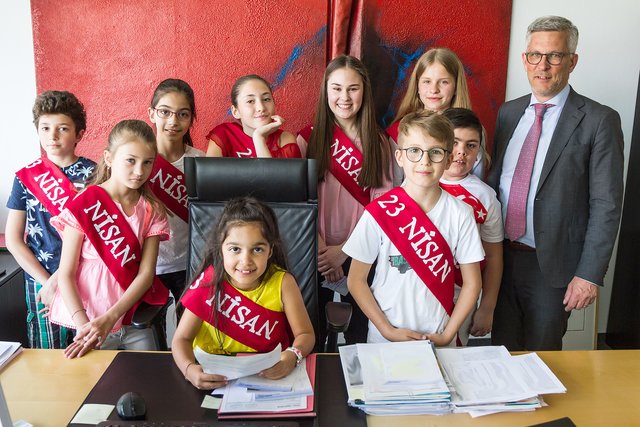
[171,197,315,390]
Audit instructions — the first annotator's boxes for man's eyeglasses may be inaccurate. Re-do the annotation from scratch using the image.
[524,51,573,66]
[154,108,192,121]
[400,147,449,163]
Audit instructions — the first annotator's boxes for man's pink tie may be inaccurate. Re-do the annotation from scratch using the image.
[505,103,553,240]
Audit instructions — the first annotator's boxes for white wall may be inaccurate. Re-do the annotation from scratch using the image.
[2,1,638,333]
[1,3,38,228]
[506,1,640,333]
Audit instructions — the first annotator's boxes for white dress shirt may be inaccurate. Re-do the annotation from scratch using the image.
[499,84,570,247]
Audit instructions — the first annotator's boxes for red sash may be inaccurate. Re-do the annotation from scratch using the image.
[182,266,290,352]
[439,183,488,224]
[366,187,455,315]
[66,186,168,324]
[328,126,371,206]
[385,120,400,142]
[15,157,78,216]
[208,122,288,158]
[148,155,189,222]
[440,183,488,285]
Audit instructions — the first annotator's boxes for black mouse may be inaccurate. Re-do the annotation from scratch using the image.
[116,391,147,420]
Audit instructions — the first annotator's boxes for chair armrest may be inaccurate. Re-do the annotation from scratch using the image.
[131,297,173,329]
[325,301,352,333]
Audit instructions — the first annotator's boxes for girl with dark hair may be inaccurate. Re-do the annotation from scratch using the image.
[147,79,204,303]
[206,74,300,158]
[172,197,314,390]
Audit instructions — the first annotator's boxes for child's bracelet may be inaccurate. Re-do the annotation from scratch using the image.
[71,308,86,320]
[184,362,195,380]
[285,346,304,366]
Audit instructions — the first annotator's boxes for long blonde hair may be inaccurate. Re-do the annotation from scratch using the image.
[395,48,471,121]
[92,119,167,216]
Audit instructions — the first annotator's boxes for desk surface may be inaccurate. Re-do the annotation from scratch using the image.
[1,349,639,426]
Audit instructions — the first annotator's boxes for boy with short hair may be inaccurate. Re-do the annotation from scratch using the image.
[5,91,96,348]
[440,108,503,344]
[343,110,483,346]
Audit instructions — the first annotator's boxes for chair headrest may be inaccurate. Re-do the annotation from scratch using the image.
[185,157,317,202]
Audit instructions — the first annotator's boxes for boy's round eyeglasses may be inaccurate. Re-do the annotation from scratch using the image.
[400,147,449,163]
[154,108,192,121]
[524,51,572,66]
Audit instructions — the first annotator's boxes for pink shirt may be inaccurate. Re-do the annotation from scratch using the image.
[49,195,169,332]
[297,128,393,246]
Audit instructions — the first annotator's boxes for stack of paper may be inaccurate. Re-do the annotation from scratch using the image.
[339,341,452,416]
[0,341,22,371]
[214,354,316,419]
[339,342,567,419]
[436,346,566,418]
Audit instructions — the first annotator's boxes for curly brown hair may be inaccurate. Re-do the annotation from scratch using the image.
[32,90,86,135]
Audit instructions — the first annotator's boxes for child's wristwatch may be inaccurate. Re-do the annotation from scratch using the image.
[285,346,304,366]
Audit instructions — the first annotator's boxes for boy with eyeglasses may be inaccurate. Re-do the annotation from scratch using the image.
[5,91,96,348]
[343,110,483,346]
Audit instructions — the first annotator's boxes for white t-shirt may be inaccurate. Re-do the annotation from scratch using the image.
[441,175,503,345]
[440,174,504,243]
[342,190,484,343]
[156,145,205,274]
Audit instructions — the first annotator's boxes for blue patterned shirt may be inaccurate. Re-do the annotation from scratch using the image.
[6,156,96,278]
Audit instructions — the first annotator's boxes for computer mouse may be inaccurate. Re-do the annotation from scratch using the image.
[115,391,147,420]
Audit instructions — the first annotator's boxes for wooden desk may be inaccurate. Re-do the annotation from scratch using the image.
[1,349,639,426]
[368,350,640,427]
[0,349,116,426]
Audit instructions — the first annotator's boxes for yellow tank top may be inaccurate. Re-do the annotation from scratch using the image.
[193,267,286,355]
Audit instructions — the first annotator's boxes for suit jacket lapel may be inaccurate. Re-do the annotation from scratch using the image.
[536,88,585,193]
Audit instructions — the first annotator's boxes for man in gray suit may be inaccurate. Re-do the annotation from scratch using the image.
[487,16,624,350]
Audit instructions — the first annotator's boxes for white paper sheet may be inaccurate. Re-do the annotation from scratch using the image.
[218,382,308,413]
[0,341,22,370]
[436,346,562,406]
[511,353,566,394]
[194,345,280,380]
[357,341,450,401]
[237,359,312,398]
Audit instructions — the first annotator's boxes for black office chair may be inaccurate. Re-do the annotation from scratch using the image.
[131,297,173,351]
[184,157,351,352]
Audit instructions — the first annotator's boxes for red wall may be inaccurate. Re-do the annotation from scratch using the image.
[31,1,510,161]
[31,0,328,160]
[360,0,512,145]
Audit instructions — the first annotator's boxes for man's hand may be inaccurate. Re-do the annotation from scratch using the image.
[563,276,598,312]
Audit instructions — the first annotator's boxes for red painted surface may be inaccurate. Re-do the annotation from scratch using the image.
[31,1,510,160]
[31,0,327,161]
[362,0,512,148]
